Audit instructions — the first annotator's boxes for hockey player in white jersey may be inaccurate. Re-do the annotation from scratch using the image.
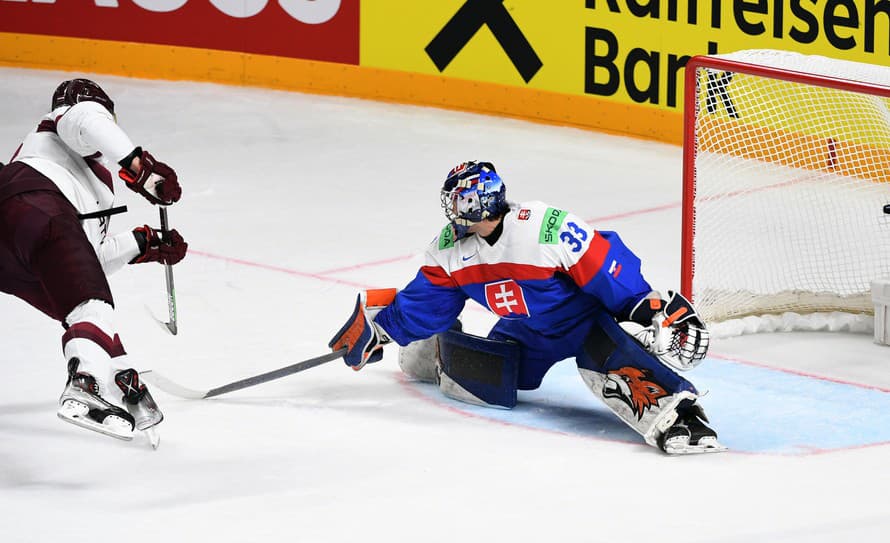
[330,161,724,454]
[0,79,188,444]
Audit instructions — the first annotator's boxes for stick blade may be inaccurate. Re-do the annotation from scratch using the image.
[140,369,208,400]
[144,304,177,336]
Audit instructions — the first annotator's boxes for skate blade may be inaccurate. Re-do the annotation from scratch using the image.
[143,426,161,450]
[663,436,728,455]
[58,400,134,441]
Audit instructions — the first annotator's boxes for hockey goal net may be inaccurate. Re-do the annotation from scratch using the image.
[682,50,890,333]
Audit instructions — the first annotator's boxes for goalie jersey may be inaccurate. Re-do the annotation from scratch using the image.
[376,201,653,349]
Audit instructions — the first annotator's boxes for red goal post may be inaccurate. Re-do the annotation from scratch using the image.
[681,50,890,333]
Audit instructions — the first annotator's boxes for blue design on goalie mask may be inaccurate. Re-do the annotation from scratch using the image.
[440,161,508,239]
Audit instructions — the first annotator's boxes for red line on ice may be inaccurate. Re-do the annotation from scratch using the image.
[189,204,678,282]
[188,249,375,289]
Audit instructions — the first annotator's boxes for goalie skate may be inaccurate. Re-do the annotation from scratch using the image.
[57,359,135,441]
[658,403,727,455]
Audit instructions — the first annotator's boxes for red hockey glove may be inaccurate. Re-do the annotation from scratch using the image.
[131,225,188,265]
[329,289,397,370]
[119,149,181,205]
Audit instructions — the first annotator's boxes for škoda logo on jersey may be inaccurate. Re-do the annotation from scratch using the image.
[439,224,456,250]
[484,280,529,318]
[539,207,567,244]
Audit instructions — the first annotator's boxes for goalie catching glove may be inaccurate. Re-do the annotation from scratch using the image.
[329,289,397,370]
[627,290,710,371]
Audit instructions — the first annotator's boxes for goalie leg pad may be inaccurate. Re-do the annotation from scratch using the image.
[576,308,701,448]
[436,328,520,409]
[398,336,440,383]
[399,321,464,383]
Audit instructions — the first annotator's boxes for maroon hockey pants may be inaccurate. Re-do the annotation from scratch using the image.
[0,163,114,323]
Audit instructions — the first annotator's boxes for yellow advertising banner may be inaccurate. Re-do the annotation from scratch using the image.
[3,1,888,144]
[361,0,890,113]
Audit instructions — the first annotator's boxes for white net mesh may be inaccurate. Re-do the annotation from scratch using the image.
[686,50,890,327]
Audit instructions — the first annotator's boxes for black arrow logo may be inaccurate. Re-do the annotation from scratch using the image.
[425,0,542,84]
[705,71,739,119]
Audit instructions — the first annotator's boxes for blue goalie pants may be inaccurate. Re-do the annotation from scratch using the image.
[488,306,699,444]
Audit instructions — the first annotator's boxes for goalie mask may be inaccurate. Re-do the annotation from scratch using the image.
[440,161,508,239]
[52,79,115,116]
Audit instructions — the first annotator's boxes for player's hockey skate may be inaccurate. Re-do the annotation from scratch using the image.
[114,369,163,431]
[57,358,136,441]
[658,403,727,455]
[114,368,163,449]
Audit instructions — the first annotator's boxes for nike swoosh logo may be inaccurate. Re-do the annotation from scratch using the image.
[462,254,477,261]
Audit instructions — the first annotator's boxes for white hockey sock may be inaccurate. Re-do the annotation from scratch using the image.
[62,299,128,406]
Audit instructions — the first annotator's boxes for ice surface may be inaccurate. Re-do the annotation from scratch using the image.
[1,68,888,543]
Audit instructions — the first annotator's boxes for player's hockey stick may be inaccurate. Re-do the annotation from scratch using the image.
[140,348,347,399]
[158,207,178,335]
